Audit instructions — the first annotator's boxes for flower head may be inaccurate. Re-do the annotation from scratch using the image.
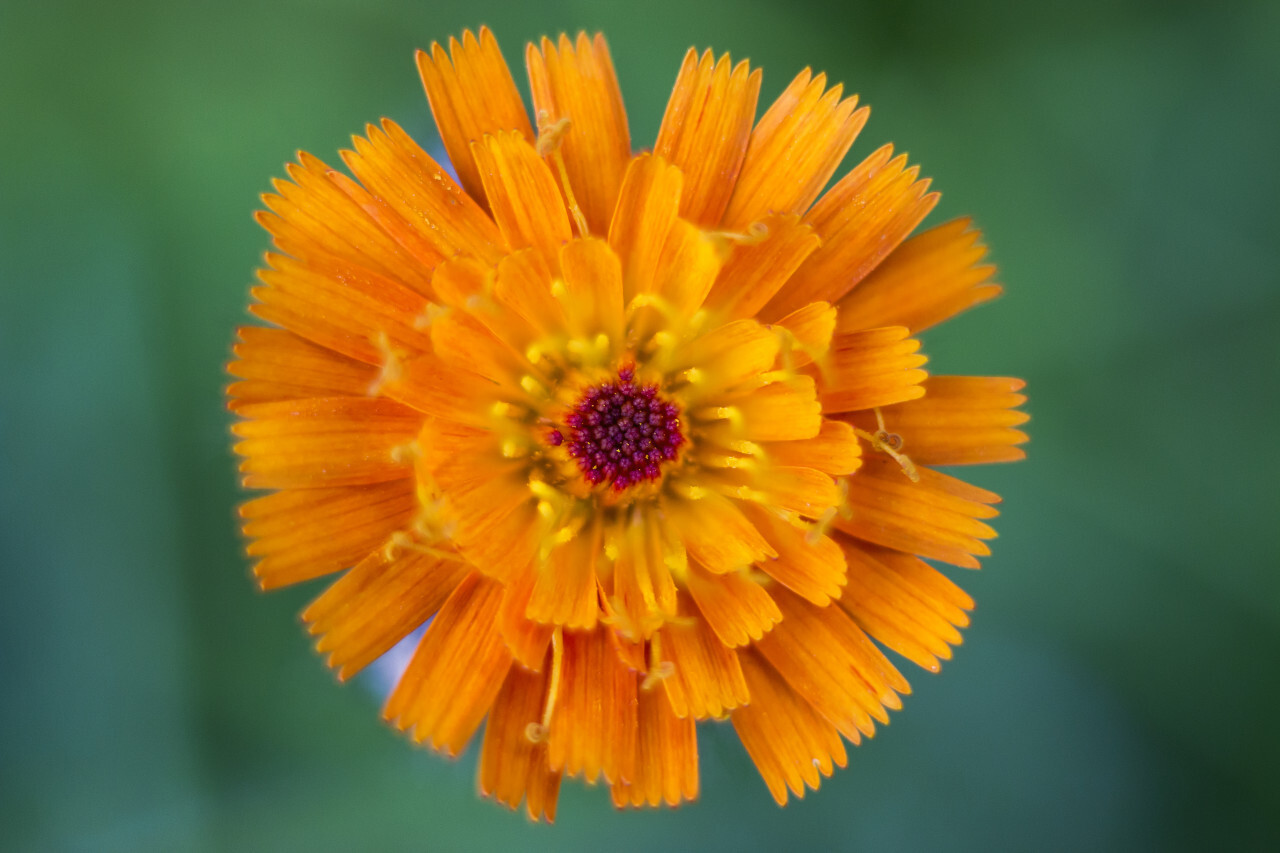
[229,27,1027,820]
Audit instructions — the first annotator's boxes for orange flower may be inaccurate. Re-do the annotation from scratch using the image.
[228,27,1027,820]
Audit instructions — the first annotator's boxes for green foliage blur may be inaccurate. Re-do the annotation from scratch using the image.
[2,0,1277,849]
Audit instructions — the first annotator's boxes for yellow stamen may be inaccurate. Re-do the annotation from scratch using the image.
[381,530,464,563]
[640,633,675,691]
[707,221,770,257]
[368,330,405,396]
[389,440,421,465]
[536,112,589,237]
[853,419,920,482]
[412,302,450,331]
[526,627,564,743]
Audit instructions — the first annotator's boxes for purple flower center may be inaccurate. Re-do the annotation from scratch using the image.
[563,366,685,490]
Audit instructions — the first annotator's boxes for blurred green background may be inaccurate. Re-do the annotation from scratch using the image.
[2,0,1277,849]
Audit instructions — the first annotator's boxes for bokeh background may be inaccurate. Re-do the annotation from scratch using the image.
[3,0,1277,849]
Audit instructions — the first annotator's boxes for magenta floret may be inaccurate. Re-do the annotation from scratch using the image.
[564,367,685,490]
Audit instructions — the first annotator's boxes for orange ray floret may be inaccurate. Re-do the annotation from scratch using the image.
[227,327,379,409]
[304,546,471,679]
[472,131,573,258]
[704,214,821,319]
[684,562,782,648]
[417,27,535,210]
[240,481,417,589]
[732,648,848,805]
[755,586,908,742]
[384,572,512,756]
[341,120,505,265]
[658,597,750,719]
[836,216,1002,334]
[815,326,929,413]
[843,375,1030,465]
[762,145,938,320]
[835,455,1002,569]
[721,69,868,230]
[611,686,698,808]
[232,397,421,489]
[656,49,761,227]
[259,152,437,297]
[228,27,1026,821]
[546,627,638,785]
[527,33,630,234]
[480,662,563,821]
[837,542,973,673]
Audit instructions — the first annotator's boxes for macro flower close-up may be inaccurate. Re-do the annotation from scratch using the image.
[226,26,1027,820]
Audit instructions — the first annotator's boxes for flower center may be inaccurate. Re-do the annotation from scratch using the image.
[563,366,685,491]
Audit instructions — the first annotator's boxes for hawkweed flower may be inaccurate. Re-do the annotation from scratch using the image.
[228,27,1027,820]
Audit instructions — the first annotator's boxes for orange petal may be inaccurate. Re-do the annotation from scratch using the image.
[428,309,523,385]
[429,256,534,355]
[659,598,749,719]
[497,567,554,670]
[547,627,638,785]
[761,146,937,320]
[251,250,434,367]
[652,218,724,317]
[232,397,420,489]
[815,326,928,413]
[837,540,973,673]
[608,153,682,303]
[836,217,1002,334]
[684,562,781,648]
[833,454,1001,569]
[730,375,823,441]
[377,351,499,427]
[424,422,539,582]
[844,375,1029,466]
[610,508,680,640]
[655,49,761,227]
[240,480,417,590]
[528,519,602,630]
[417,27,535,210]
[526,33,630,234]
[761,419,862,476]
[479,663,562,822]
[704,214,820,319]
[755,586,909,741]
[611,686,698,808]
[668,492,776,573]
[742,465,842,518]
[303,546,470,680]
[493,248,568,339]
[673,318,779,397]
[772,301,836,367]
[731,647,848,805]
[227,327,378,409]
[258,151,437,296]
[324,169,447,290]
[560,237,625,342]
[721,69,868,229]
[383,572,512,756]
[741,502,847,606]
[341,119,505,265]
[471,131,572,258]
